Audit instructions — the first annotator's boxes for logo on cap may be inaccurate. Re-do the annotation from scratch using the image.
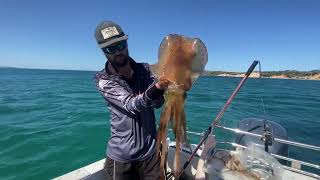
[101,26,120,40]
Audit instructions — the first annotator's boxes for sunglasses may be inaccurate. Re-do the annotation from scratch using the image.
[102,41,127,54]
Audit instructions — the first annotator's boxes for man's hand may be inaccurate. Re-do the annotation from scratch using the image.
[146,79,169,100]
[155,79,170,90]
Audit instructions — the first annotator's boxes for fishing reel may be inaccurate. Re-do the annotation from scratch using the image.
[261,120,274,152]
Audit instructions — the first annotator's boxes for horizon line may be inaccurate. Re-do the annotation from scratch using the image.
[1,66,319,73]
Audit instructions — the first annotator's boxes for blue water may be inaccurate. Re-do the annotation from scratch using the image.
[0,68,319,179]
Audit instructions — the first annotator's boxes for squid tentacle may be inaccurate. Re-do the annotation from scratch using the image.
[157,91,188,180]
[173,97,183,177]
[157,98,172,180]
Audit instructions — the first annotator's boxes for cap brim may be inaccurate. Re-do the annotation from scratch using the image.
[99,35,128,48]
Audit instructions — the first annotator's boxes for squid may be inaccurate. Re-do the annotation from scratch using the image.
[153,34,208,179]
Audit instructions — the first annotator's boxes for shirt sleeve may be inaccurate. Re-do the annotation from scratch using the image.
[145,80,165,109]
[97,79,152,114]
[150,95,165,109]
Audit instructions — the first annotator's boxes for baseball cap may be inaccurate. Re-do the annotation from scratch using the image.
[95,21,128,49]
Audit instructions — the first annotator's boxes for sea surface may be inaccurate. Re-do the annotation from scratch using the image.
[0,68,319,180]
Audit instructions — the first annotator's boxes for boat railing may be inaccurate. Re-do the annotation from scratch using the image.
[169,126,320,179]
[215,125,320,152]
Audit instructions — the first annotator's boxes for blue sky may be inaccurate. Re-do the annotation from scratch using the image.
[0,0,319,71]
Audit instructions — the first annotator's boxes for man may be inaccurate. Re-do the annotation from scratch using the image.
[94,21,168,180]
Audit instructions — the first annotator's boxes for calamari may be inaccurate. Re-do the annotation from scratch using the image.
[153,34,208,179]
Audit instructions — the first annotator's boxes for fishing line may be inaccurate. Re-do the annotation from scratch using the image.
[257,61,268,115]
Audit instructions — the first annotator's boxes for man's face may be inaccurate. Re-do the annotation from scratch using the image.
[103,40,129,68]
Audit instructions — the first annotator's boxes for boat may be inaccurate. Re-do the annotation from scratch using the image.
[53,61,320,179]
[53,117,320,180]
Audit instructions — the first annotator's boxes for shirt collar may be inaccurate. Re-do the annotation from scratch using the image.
[104,56,136,76]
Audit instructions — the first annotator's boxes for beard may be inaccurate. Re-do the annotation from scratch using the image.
[110,54,129,68]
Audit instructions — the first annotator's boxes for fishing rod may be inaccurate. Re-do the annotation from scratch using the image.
[212,60,259,126]
[167,60,260,179]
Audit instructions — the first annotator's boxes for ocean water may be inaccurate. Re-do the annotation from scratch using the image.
[0,68,319,179]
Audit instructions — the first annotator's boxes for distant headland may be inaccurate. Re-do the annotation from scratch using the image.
[148,65,320,80]
[2,66,319,80]
[0,66,18,69]
[203,70,320,80]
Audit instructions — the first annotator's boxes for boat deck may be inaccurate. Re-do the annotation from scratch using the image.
[53,145,318,180]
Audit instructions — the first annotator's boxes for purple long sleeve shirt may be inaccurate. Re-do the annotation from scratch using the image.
[94,58,164,163]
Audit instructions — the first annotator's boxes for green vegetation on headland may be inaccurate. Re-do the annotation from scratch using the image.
[203,70,320,80]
